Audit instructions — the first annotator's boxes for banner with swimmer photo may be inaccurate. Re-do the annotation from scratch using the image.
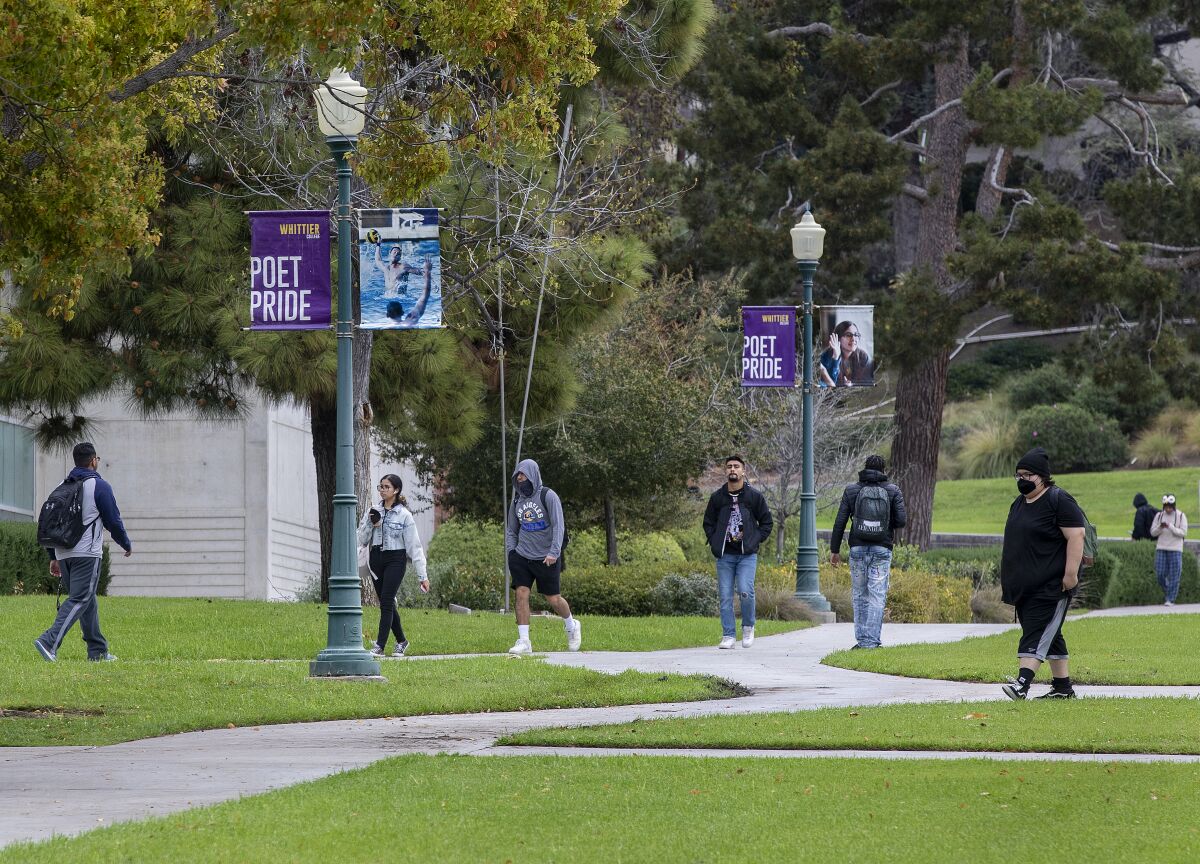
[357,208,442,330]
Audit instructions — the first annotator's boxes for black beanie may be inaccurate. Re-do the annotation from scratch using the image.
[1016,446,1050,478]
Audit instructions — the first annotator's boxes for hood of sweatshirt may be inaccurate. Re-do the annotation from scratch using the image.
[67,467,100,483]
[513,458,543,496]
[1133,493,1148,507]
[859,468,889,484]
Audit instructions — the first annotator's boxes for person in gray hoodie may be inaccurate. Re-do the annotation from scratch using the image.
[505,458,580,654]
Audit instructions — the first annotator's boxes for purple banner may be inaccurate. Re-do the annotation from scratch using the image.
[248,210,331,330]
[742,306,796,387]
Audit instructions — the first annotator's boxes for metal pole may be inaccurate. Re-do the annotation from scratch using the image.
[311,136,382,677]
[794,259,832,617]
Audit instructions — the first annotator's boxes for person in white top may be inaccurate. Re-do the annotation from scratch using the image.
[1151,494,1188,606]
[356,474,429,656]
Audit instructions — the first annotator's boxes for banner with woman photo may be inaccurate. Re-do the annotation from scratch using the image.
[817,306,875,387]
[357,208,442,329]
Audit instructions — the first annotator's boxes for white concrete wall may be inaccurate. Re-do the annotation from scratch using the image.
[31,394,435,600]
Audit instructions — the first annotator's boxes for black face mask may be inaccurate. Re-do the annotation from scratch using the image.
[518,479,534,497]
[1017,478,1037,496]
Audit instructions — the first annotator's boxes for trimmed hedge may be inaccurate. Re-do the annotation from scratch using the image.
[1014,404,1127,473]
[0,522,112,595]
[1101,540,1200,607]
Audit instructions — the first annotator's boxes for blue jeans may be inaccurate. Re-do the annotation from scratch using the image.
[716,553,756,637]
[849,545,892,648]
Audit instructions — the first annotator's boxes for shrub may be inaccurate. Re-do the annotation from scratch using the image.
[568,529,686,567]
[649,571,719,616]
[1007,364,1076,408]
[1074,370,1169,435]
[1076,549,1120,608]
[426,519,507,573]
[969,584,1013,623]
[818,561,972,623]
[1155,403,1194,436]
[752,587,823,621]
[978,340,1056,372]
[0,522,111,596]
[1014,404,1127,472]
[1101,541,1200,607]
[956,417,1022,479]
[668,525,710,563]
[425,562,505,611]
[1132,430,1178,468]
[946,360,1005,401]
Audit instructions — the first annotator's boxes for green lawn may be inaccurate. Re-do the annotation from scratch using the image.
[1,597,808,662]
[4,755,1197,862]
[502,697,1200,754]
[825,614,1200,685]
[2,597,783,746]
[820,465,1200,539]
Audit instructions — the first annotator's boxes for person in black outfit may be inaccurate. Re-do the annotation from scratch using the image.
[1131,493,1158,540]
[1000,447,1086,700]
[702,455,773,649]
[829,455,907,649]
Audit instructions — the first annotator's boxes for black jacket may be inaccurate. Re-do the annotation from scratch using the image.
[1132,494,1158,541]
[830,469,907,553]
[703,483,773,559]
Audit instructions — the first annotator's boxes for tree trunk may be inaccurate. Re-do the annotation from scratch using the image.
[312,398,336,602]
[604,496,618,566]
[891,34,973,549]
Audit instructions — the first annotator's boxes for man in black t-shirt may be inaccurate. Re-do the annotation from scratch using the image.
[999,447,1086,700]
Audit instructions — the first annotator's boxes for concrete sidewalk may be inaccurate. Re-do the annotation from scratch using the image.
[4,615,1200,848]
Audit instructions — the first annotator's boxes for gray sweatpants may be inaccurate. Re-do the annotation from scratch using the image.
[39,557,107,658]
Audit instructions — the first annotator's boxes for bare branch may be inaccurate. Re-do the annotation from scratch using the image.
[901,182,928,202]
[1061,77,1188,105]
[861,79,903,107]
[886,69,1010,143]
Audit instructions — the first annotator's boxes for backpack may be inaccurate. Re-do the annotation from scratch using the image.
[37,477,94,549]
[852,484,892,543]
[1053,487,1097,570]
[540,487,570,570]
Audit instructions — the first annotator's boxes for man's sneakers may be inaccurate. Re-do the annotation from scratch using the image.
[33,639,56,663]
[508,638,533,656]
[718,636,736,649]
[566,620,582,652]
[1001,675,1030,701]
[1035,687,1077,699]
[88,653,118,662]
[392,640,409,657]
[742,626,755,648]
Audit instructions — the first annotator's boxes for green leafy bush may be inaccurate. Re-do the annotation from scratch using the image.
[947,360,1005,401]
[668,525,711,562]
[1007,364,1077,408]
[649,571,719,616]
[1073,368,1169,435]
[0,522,111,595]
[1100,541,1200,607]
[1014,404,1127,472]
[978,340,1056,372]
[818,562,973,623]
[425,519,508,574]
[1077,549,1120,608]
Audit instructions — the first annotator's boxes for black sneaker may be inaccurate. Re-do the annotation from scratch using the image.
[1035,688,1076,699]
[1002,676,1029,701]
[849,644,863,650]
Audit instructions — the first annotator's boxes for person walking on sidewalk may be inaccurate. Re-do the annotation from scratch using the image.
[506,458,580,655]
[34,442,132,663]
[1151,494,1188,606]
[703,455,773,649]
[829,455,907,649]
[999,447,1086,700]
[358,474,429,657]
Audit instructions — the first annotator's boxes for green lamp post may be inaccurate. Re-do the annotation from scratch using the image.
[789,209,834,621]
[309,69,382,677]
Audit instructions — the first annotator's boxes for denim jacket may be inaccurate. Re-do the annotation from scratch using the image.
[357,502,428,581]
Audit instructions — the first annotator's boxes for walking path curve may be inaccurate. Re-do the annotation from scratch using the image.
[3,608,1199,848]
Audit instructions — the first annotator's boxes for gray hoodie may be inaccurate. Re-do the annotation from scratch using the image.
[506,458,564,560]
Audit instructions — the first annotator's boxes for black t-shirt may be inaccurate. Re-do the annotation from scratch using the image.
[1000,487,1086,605]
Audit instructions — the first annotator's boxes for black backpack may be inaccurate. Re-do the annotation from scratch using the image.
[852,484,892,543]
[37,477,94,548]
[540,488,570,570]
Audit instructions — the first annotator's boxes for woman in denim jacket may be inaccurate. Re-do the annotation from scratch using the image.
[357,474,429,656]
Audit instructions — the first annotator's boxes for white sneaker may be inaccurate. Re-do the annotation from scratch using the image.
[1165,600,1175,606]
[508,638,533,655]
[718,636,736,649]
[742,627,755,648]
[566,620,582,652]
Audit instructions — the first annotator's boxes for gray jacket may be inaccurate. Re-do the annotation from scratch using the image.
[505,459,564,560]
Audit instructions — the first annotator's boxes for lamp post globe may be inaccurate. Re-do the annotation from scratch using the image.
[310,68,381,677]
[789,207,834,620]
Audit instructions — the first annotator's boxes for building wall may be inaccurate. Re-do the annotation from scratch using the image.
[26,395,434,600]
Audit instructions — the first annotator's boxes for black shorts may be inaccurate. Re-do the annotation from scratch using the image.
[509,550,561,596]
[1015,593,1070,661]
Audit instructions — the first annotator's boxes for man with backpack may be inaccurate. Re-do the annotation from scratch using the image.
[703,455,773,649]
[505,458,580,655]
[33,442,132,662]
[830,455,907,649]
